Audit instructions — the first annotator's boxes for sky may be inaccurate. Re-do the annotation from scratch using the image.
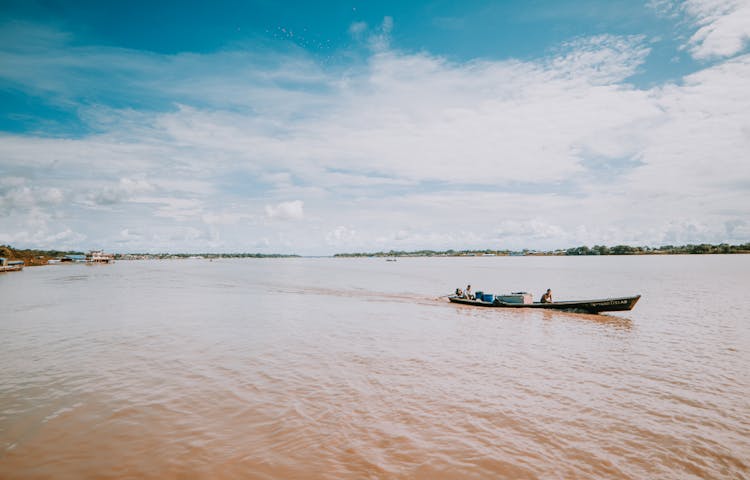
[0,0,749,255]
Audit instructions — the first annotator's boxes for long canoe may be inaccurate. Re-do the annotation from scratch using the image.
[448,294,641,314]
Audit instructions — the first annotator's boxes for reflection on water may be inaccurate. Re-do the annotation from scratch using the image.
[1,256,749,479]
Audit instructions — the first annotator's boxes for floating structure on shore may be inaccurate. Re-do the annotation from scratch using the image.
[86,250,115,264]
[60,254,86,263]
[0,257,25,272]
[55,251,114,264]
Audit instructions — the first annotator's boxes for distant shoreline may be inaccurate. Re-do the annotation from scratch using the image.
[3,243,749,266]
[114,253,300,260]
[334,243,750,257]
[0,246,301,266]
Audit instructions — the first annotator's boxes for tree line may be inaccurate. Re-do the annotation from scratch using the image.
[0,245,85,266]
[335,242,750,257]
[0,246,299,264]
[114,252,299,259]
[563,243,750,255]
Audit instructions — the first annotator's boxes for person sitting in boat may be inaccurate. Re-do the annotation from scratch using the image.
[540,289,552,303]
[455,287,464,297]
[466,285,473,299]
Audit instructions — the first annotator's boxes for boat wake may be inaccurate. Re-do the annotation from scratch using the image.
[272,284,448,308]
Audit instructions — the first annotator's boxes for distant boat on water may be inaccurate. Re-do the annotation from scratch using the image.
[86,250,115,264]
[0,257,24,272]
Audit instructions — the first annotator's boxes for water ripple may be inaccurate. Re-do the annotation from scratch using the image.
[1,257,749,479]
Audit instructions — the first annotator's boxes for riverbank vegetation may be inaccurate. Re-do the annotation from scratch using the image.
[334,243,750,257]
[114,253,300,260]
[0,246,299,265]
[0,245,84,266]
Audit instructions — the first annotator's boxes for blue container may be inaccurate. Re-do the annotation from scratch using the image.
[475,291,483,299]
[483,293,494,302]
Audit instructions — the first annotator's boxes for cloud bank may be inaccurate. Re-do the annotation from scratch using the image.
[0,9,748,254]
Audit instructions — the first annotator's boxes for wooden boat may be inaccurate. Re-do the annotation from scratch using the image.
[448,294,641,313]
[0,257,24,272]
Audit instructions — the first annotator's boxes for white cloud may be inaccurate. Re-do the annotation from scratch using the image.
[494,220,567,241]
[549,34,651,83]
[369,16,395,51]
[201,211,254,226]
[149,197,204,221]
[0,227,86,249]
[651,0,750,59]
[326,225,358,246]
[265,200,304,220]
[0,180,64,214]
[86,178,154,206]
[629,54,750,195]
[118,228,142,241]
[348,21,367,37]
[685,0,750,59]
[0,21,748,253]
[382,16,394,34]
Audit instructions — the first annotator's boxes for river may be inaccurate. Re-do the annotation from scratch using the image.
[1,255,748,479]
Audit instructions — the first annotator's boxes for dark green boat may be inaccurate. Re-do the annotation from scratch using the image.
[448,294,641,314]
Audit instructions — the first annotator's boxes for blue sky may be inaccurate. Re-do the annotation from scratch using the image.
[1,0,749,254]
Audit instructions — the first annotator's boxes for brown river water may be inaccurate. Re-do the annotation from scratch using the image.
[1,256,748,479]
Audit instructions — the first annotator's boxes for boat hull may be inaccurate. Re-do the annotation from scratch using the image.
[449,295,640,313]
[0,265,24,272]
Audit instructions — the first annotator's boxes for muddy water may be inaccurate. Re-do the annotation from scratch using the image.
[1,256,748,479]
